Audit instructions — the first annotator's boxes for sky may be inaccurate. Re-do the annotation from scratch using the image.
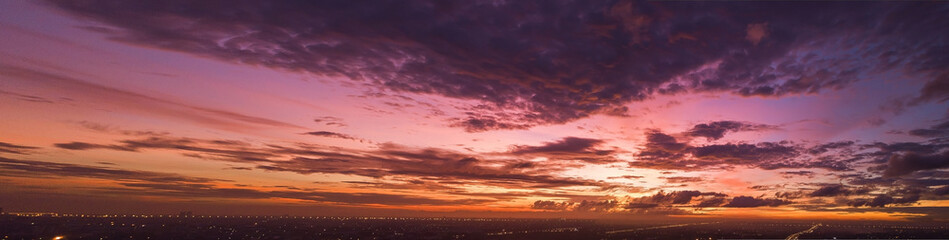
[1,0,948,221]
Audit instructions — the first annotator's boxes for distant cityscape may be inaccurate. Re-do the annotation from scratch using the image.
[1,210,946,240]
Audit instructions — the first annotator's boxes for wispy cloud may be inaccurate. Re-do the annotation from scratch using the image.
[0,65,304,131]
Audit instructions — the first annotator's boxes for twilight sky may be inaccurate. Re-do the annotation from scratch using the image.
[1,0,948,221]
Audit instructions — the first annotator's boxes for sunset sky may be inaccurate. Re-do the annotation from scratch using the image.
[1,1,948,221]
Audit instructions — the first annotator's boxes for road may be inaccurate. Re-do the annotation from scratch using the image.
[605,222,720,235]
[785,223,821,240]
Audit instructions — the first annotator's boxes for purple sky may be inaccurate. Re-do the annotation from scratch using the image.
[1,1,948,221]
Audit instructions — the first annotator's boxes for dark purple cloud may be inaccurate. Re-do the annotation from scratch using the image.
[452,115,531,132]
[633,131,690,168]
[916,74,949,103]
[654,191,706,204]
[809,185,850,197]
[686,121,776,140]
[512,137,604,154]
[774,191,807,200]
[866,141,948,156]
[631,130,857,171]
[629,190,726,207]
[44,1,949,131]
[907,120,949,138]
[523,190,732,212]
[510,137,617,163]
[806,141,855,155]
[691,142,797,164]
[934,185,949,196]
[722,196,791,208]
[695,197,728,208]
[849,194,920,208]
[881,152,949,177]
[303,131,357,140]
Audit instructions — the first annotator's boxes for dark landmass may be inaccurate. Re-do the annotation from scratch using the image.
[0,214,945,239]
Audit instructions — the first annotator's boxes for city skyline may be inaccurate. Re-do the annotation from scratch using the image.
[1,1,948,222]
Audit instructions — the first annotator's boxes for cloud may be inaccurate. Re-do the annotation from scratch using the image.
[907,120,949,138]
[881,152,949,177]
[722,196,791,208]
[510,137,617,163]
[809,185,850,197]
[512,137,604,154]
[0,156,220,184]
[526,190,736,212]
[0,90,56,103]
[451,115,532,132]
[934,185,949,196]
[115,182,489,206]
[631,129,857,171]
[313,116,347,127]
[0,65,304,131]
[73,121,170,136]
[686,121,777,140]
[644,131,689,152]
[55,137,279,163]
[627,190,726,207]
[807,141,855,155]
[781,171,815,178]
[0,156,494,207]
[607,175,644,180]
[659,176,705,184]
[55,135,611,190]
[914,71,949,103]
[54,142,134,151]
[574,199,619,212]
[908,128,949,138]
[849,194,920,208]
[691,142,797,164]
[633,131,690,169]
[531,200,572,210]
[655,191,710,204]
[45,1,949,131]
[863,141,949,174]
[695,197,728,208]
[0,142,38,155]
[303,131,357,140]
[623,203,660,209]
